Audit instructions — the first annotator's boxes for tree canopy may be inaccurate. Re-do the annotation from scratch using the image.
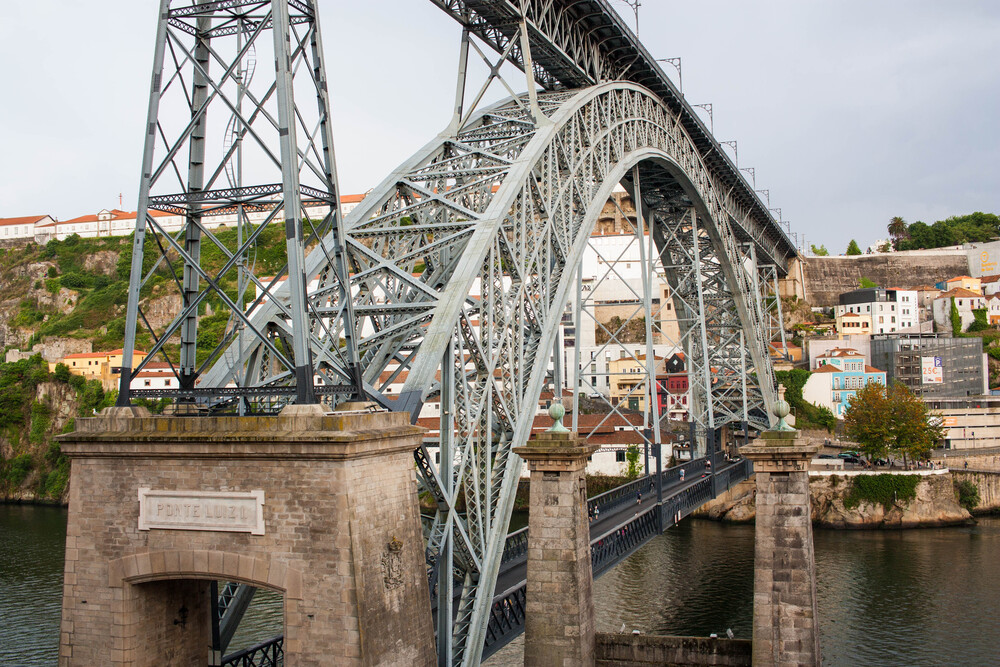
[810,244,829,256]
[844,382,944,466]
[846,239,862,255]
[896,212,1000,250]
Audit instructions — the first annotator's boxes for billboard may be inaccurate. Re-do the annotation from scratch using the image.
[922,356,943,385]
[968,241,1000,277]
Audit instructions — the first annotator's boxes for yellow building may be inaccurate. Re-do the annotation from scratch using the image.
[608,354,664,412]
[944,275,982,294]
[61,349,147,390]
[836,312,872,337]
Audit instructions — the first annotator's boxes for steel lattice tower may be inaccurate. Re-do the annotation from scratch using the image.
[118,0,361,410]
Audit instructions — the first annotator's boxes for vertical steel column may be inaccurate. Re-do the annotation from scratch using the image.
[571,264,583,433]
[633,167,662,475]
[690,210,716,456]
[271,0,315,403]
[117,0,171,406]
[773,271,788,355]
[740,330,749,427]
[449,29,471,134]
[308,6,363,397]
[437,341,455,666]
[517,4,546,125]
[180,8,212,391]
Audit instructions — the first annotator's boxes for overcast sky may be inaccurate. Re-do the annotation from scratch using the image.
[1,1,997,254]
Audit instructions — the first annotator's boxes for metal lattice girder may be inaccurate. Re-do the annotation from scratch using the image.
[427,0,797,272]
[205,81,781,664]
[118,0,361,408]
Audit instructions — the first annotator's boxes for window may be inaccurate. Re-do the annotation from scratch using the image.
[143,379,151,387]
[615,450,626,462]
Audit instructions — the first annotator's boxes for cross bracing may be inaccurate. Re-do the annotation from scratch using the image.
[120,2,796,665]
[197,81,784,664]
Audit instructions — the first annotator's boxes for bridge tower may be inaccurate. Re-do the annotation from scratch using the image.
[117,0,362,411]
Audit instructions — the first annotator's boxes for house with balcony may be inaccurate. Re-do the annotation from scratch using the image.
[802,348,886,418]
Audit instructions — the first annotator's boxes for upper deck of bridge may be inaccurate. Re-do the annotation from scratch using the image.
[431,0,798,272]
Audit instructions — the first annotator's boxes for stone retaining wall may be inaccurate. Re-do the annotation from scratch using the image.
[950,470,1000,512]
[595,633,751,667]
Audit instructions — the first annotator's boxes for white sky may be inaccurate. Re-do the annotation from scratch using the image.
[1,1,997,253]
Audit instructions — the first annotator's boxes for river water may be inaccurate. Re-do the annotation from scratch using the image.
[3,504,999,665]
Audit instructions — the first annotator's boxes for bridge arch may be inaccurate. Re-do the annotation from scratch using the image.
[105,550,299,664]
[205,79,779,664]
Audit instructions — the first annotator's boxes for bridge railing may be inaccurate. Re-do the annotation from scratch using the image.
[221,634,283,667]
[587,457,709,519]
[500,527,529,568]
[482,583,528,658]
[590,505,661,578]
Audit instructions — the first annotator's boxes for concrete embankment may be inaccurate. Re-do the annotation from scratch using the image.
[696,470,973,528]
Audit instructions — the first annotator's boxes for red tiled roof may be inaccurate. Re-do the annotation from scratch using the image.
[865,365,885,373]
[936,288,984,300]
[813,365,839,373]
[0,215,48,227]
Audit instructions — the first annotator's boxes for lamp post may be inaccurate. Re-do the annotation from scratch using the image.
[692,103,713,133]
[656,57,682,95]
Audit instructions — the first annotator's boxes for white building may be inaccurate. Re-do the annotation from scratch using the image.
[30,195,368,242]
[835,287,919,335]
[932,288,987,332]
[0,215,54,241]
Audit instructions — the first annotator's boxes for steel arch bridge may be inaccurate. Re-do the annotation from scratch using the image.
[116,1,797,664]
[204,81,781,663]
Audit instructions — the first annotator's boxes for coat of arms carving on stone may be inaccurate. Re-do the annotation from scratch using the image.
[382,536,404,590]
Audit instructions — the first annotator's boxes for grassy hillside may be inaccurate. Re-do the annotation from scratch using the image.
[0,228,291,502]
[0,226,288,361]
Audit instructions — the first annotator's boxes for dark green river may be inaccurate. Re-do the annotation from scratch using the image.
[3,504,999,665]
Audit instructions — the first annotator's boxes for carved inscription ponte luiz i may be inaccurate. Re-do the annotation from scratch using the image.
[138,488,265,535]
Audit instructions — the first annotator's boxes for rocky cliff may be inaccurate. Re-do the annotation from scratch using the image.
[697,472,972,528]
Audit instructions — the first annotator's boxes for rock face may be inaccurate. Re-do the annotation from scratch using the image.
[695,473,972,528]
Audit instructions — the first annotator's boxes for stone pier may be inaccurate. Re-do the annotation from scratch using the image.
[513,417,599,667]
[57,404,435,666]
[740,430,821,667]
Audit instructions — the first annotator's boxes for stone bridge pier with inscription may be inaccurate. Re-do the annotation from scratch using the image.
[56,404,435,666]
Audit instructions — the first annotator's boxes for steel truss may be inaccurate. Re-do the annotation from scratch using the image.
[118,0,360,409]
[200,81,780,664]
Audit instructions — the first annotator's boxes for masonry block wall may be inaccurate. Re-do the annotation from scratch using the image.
[741,434,821,667]
[58,407,435,666]
[514,432,599,667]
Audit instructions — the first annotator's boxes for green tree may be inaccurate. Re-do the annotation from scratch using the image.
[846,239,862,255]
[843,382,894,462]
[859,277,878,289]
[888,216,908,249]
[622,444,642,479]
[810,244,829,256]
[844,382,945,467]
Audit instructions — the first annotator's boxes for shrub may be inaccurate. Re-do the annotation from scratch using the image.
[4,453,33,486]
[47,266,57,278]
[54,363,71,383]
[955,479,980,511]
[844,474,920,511]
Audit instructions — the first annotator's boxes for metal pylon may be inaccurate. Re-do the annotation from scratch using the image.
[118,0,361,410]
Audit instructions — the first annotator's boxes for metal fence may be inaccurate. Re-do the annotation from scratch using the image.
[221,635,283,667]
